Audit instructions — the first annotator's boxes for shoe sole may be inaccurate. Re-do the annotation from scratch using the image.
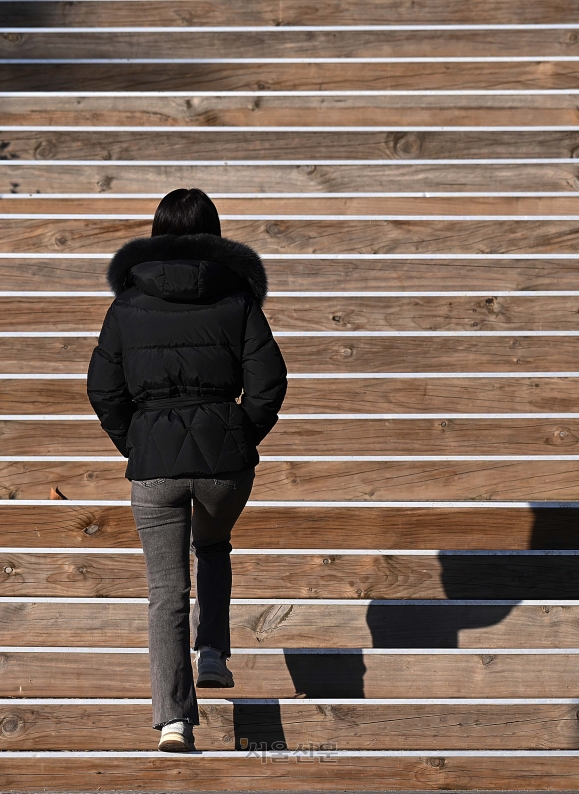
[196,673,234,688]
[158,734,190,753]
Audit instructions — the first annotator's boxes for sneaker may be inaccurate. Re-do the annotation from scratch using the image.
[158,720,194,753]
[195,644,234,688]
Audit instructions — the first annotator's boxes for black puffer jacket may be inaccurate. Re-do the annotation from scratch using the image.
[87,233,288,480]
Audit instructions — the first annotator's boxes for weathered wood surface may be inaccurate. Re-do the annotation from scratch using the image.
[6,196,579,218]
[0,602,576,648]
[6,372,579,412]
[3,294,579,332]
[4,163,578,193]
[4,62,578,92]
[3,418,579,457]
[3,30,579,59]
[8,218,579,259]
[1,254,578,292]
[4,754,579,792]
[2,0,577,25]
[2,650,578,698]
[4,460,579,501]
[2,504,578,551]
[8,130,579,161]
[1,702,578,751]
[1,551,578,599]
[3,94,579,128]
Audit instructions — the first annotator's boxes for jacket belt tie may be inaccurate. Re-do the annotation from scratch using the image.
[137,396,236,410]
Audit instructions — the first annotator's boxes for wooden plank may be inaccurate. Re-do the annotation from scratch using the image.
[2,62,578,92]
[0,602,575,648]
[3,294,579,332]
[3,418,579,457]
[8,130,579,162]
[8,218,579,258]
[7,197,579,218]
[3,163,577,194]
[9,754,579,793]
[0,702,578,751]
[1,254,579,292]
[2,0,577,26]
[3,754,579,792]
[2,650,578,698]
[3,30,579,59]
[0,338,577,378]
[4,375,579,416]
[2,504,579,551]
[4,460,579,501]
[3,94,579,128]
[1,551,578,599]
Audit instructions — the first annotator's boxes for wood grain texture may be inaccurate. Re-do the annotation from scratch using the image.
[3,418,579,457]
[2,294,579,331]
[4,62,579,92]
[1,254,579,292]
[2,338,579,376]
[5,754,579,792]
[6,197,579,218]
[2,650,578,698]
[4,163,578,193]
[2,0,577,26]
[3,30,579,59]
[2,504,578,551]
[4,754,579,792]
[4,460,579,501]
[0,602,576,648]
[4,63,579,96]
[0,702,578,751]
[4,94,579,128]
[7,130,579,161]
[0,551,578,599]
[5,376,579,415]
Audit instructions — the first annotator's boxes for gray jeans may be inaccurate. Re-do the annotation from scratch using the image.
[131,467,256,729]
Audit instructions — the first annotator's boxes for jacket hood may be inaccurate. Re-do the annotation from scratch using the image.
[107,233,268,307]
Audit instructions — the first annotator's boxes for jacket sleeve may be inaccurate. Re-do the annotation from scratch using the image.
[240,297,288,446]
[87,304,135,458]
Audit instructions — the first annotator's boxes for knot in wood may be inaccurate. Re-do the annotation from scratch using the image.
[428,757,445,769]
[0,713,24,736]
[83,523,100,535]
[392,132,423,159]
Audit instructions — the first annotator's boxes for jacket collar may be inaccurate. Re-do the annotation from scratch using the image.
[107,233,268,308]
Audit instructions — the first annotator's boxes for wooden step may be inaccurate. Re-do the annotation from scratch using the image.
[1,504,577,551]
[0,601,574,648]
[6,61,578,92]
[1,417,578,457]
[3,94,579,127]
[1,0,575,26]
[1,650,577,698]
[2,163,576,194]
[0,550,578,599]
[5,197,579,217]
[2,29,578,59]
[0,701,577,751]
[2,294,579,332]
[4,752,579,792]
[0,254,577,292]
[4,375,578,412]
[2,460,579,501]
[7,129,579,161]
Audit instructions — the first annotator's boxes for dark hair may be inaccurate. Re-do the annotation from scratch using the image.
[151,188,221,237]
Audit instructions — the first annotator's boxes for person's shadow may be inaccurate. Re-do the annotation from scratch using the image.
[232,506,579,749]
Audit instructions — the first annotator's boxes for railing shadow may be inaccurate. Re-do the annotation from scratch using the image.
[232,505,579,749]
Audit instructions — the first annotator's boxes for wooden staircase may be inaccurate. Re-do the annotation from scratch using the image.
[1,0,579,789]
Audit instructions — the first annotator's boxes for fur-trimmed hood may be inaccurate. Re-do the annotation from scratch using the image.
[107,233,268,307]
